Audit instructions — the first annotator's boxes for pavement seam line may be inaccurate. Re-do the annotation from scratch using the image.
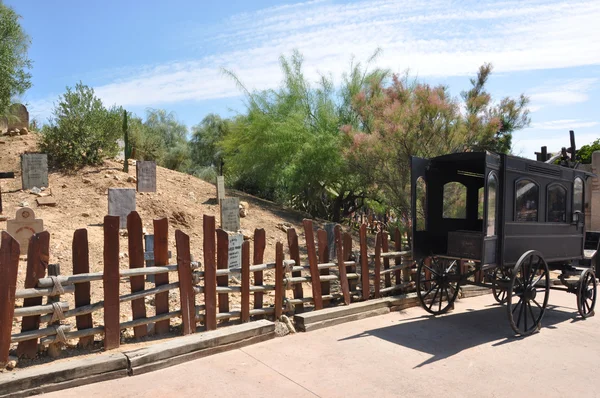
[239,347,321,397]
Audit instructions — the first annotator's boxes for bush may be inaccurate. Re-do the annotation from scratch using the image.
[39,82,122,169]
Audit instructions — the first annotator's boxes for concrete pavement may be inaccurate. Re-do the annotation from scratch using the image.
[44,290,600,398]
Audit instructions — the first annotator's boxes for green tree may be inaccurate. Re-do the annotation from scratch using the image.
[189,114,229,169]
[39,82,123,168]
[577,139,600,164]
[134,109,188,168]
[224,50,387,221]
[0,3,32,117]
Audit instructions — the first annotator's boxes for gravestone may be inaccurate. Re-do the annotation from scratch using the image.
[227,233,243,270]
[7,207,43,252]
[324,223,336,260]
[220,197,240,231]
[108,188,136,229]
[7,104,29,131]
[136,161,157,192]
[216,176,225,201]
[0,117,7,134]
[143,234,172,283]
[21,154,48,190]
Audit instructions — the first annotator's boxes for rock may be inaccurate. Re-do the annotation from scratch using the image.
[104,174,110,178]
[113,175,120,181]
[18,127,28,135]
[61,184,68,188]
[40,187,46,191]
[81,213,90,217]
[119,252,128,259]
[127,176,136,183]
[119,230,128,237]
[128,159,136,165]
[274,321,290,337]
[82,178,91,184]
[6,356,18,370]
[239,201,249,217]
[30,187,41,194]
[277,222,293,232]
[18,201,29,207]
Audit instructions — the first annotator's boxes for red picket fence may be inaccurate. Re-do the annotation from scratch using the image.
[0,213,414,366]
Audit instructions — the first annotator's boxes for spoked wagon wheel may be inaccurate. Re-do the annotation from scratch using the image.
[417,256,461,315]
[577,268,597,319]
[506,250,550,336]
[492,267,510,304]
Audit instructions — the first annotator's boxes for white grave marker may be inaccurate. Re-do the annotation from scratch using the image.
[228,233,243,270]
[7,207,43,252]
[216,176,225,202]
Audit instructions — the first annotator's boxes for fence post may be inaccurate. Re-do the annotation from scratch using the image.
[73,229,93,348]
[216,229,229,314]
[303,220,323,310]
[127,212,147,339]
[382,233,391,288]
[335,226,350,305]
[275,242,284,319]
[154,218,170,335]
[343,232,356,293]
[103,215,120,350]
[359,224,369,300]
[241,241,250,323]
[317,229,330,306]
[286,228,303,313]
[17,231,49,358]
[253,228,266,313]
[0,232,20,367]
[176,230,195,335]
[374,232,382,298]
[203,215,217,331]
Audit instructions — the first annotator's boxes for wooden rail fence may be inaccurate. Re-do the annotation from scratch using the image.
[0,213,414,366]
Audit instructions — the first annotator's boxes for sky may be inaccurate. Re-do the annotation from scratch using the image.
[5,0,600,159]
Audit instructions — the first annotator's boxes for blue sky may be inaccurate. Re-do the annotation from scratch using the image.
[6,0,600,159]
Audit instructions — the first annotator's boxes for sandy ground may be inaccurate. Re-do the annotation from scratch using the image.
[43,290,600,398]
[0,132,375,365]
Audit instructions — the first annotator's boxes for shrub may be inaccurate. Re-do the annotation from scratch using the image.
[39,82,122,169]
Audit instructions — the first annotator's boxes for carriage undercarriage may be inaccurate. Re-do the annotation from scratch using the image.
[416,251,598,336]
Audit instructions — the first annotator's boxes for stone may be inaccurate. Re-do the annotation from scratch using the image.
[7,103,29,131]
[6,356,18,370]
[127,175,137,183]
[108,188,136,229]
[18,201,29,207]
[30,187,42,195]
[19,127,28,135]
[113,175,120,181]
[220,197,240,232]
[21,153,48,190]
[239,201,249,217]
[216,176,225,201]
[6,207,44,252]
[36,197,56,207]
[104,174,110,179]
[136,161,156,192]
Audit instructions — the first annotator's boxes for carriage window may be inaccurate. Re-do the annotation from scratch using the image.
[574,177,584,214]
[547,184,567,222]
[443,182,467,219]
[515,179,538,222]
[416,177,427,231]
[478,187,484,220]
[487,173,497,235]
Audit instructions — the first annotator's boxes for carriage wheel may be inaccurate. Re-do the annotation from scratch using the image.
[506,250,550,336]
[577,268,597,319]
[416,256,461,315]
[492,267,510,304]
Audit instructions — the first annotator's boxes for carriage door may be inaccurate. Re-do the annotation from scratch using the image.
[411,156,430,259]
[483,153,501,265]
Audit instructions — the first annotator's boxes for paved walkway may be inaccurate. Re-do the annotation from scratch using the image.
[46,291,600,398]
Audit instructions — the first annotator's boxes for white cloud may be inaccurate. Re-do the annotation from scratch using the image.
[30,0,600,118]
[531,119,599,130]
[529,78,598,109]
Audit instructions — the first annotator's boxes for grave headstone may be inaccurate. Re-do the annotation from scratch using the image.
[324,223,336,260]
[21,154,48,190]
[108,188,136,229]
[7,104,29,131]
[228,233,243,270]
[143,234,172,283]
[6,207,43,252]
[0,117,7,134]
[220,197,240,231]
[136,161,157,192]
[216,176,225,202]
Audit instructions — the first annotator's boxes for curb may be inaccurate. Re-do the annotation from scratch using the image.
[0,320,275,398]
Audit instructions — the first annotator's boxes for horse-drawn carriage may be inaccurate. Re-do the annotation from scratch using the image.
[411,151,597,335]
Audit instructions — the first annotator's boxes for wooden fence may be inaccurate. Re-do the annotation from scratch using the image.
[0,212,414,366]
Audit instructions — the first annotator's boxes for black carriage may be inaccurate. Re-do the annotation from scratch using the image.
[411,151,597,335]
